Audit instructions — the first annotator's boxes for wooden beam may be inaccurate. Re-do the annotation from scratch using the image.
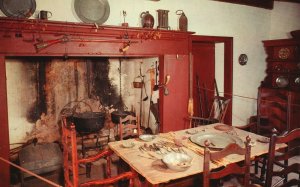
[213,0,274,9]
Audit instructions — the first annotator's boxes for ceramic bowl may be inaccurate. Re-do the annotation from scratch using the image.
[162,152,192,171]
[121,141,135,148]
[139,134,156,142]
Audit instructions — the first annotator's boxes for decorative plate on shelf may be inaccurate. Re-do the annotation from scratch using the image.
[278,48,290,59]
[74,0,110,25]
[0,0,36,18]
[275,76,289,88]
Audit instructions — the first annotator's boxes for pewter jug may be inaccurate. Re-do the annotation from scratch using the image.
[140,11,154,28]
[176,10,188,32]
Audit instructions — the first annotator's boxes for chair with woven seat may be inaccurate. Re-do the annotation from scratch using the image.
[119,115,141,140]
[203,136,259,187]
[265,128,300,187]
[61,116,138,187]
[190,96,231,128]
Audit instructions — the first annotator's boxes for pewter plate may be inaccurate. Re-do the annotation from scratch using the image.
[276,76,289,88]
[74,0,110,24]
[190,132,244,150]
[0,0,36,18]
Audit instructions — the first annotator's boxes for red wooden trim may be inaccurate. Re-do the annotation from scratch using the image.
[158,55,164,133]
[263,39,300,46]
[0,18,192,56]
[223,38,233,124]
[0,56,9,187]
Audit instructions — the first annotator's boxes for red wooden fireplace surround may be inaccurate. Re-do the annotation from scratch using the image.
[0,17,232,186]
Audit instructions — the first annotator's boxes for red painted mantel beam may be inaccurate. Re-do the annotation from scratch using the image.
[0,17,193,56]
[0,17,194,186]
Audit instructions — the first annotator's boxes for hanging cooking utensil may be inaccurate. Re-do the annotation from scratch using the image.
[0,0,36,18]
[139,63,148,101]
[153,61,159,91]
[111,58,131,124]
[146,68,155,135]
[142,81,148,101]
[132,77,143,88]
[74,0,110,25]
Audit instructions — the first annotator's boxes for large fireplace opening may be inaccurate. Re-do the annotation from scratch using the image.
[6,56,160,150]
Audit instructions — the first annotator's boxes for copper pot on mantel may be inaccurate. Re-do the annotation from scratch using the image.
[140,11,154,28]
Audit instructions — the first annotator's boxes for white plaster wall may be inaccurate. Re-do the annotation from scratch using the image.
[2,0,300,129]
[269,2,300,39]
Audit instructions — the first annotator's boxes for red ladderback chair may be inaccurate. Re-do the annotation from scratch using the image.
[61,116,137,187]
[203,136,255,187]
[265,128,300,187]
[119,115,141,140]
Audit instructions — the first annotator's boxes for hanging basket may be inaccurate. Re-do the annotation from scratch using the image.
[133,77,143,88]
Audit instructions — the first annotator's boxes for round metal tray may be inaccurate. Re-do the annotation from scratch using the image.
[74,0,110,24]
[190,132,244,150]
[0,0,36,18]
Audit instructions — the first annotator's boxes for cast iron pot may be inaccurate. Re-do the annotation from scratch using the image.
[111,110,135,124]
[72,112,105,134]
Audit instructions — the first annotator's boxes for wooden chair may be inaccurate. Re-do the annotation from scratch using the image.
[265,128,300,187]
[61,116,137,187]
[237,116,280,182]
[203,136,253,187]
[119,115,141,140]
[237,86,291,182]
[190,96,231,128]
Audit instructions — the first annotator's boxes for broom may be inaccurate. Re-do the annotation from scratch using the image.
[188,53,194,128]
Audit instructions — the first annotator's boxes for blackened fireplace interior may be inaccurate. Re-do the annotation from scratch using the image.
[7,56,159,158]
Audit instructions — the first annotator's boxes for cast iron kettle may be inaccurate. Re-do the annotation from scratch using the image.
[140,11,154,28]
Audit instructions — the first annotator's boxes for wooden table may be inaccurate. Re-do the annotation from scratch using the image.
[108,123,286,186]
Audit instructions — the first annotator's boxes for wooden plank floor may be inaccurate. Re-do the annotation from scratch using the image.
[11,155,300,186]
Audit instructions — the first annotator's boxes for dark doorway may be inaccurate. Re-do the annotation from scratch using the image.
[190,35,233,124]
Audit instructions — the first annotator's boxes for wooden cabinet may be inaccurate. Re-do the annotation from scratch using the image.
[259,39,300,133]
[258,87,300,132]
[262,39,300,91]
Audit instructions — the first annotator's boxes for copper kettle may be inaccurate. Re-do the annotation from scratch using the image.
[140,11,154,28]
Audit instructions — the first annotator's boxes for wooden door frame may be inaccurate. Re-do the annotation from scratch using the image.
[189,35,233,124]
[0,56,9,186]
